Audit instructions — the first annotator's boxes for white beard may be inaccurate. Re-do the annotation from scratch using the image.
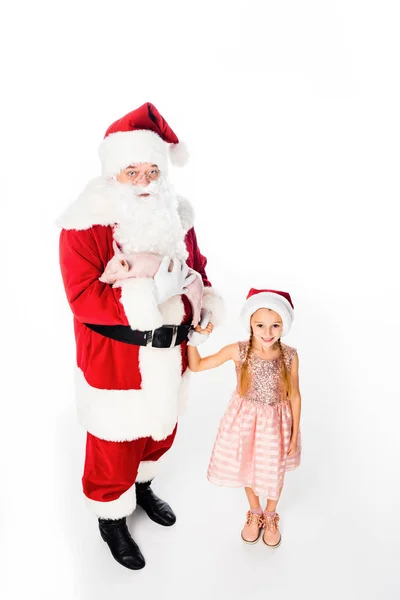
[104,176,189,260]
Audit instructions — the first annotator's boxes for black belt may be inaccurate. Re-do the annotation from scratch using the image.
[83,323,192,348]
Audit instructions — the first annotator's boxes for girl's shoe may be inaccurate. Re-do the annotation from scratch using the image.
[262,512,281,548]
[241,510,264,544]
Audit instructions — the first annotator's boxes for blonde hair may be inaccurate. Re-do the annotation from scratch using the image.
[238,330,292,400]
[277,338,292,400]
[238,329,253,396]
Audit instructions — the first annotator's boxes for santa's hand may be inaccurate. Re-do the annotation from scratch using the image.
[154,258,193,305]
[187,322,214,346]
[179,262,196,294]
[199,308,212,329]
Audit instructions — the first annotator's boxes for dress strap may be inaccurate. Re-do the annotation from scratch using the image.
[282,345,297,371]
[238,340,249,363]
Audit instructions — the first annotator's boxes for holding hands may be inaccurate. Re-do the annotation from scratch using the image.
[187,308,214,346]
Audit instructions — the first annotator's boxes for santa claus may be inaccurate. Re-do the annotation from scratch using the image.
[57,103,223,570]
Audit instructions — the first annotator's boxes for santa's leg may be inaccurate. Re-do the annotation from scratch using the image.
[135,424,178,526]
[82,433,148,570]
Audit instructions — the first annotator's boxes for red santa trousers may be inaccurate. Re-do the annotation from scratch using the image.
[82,425,177,519]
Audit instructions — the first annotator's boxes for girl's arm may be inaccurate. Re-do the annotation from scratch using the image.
[288,353,301,451]
[188,343,239,372]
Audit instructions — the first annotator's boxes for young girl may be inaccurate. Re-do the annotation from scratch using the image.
[187,288,301,548]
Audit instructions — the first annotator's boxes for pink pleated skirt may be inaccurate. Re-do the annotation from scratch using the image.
[207,393,301,500]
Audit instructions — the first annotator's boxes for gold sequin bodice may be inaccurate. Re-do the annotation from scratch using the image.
[235,341,297,405]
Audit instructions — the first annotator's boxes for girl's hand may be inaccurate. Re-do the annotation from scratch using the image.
[287,435,298,456]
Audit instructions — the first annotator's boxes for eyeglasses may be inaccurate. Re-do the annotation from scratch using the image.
[125,167,160,182]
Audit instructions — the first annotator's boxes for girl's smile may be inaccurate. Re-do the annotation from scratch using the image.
[261,336,275,344]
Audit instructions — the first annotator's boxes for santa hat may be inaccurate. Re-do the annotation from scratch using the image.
[98,102,188,175]
[240,288,294,336]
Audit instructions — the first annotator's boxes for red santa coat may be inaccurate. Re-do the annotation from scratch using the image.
[58,185,222,443]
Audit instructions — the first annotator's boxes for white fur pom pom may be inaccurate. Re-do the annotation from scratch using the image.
[202,288,225,327]
[169,141,189,167]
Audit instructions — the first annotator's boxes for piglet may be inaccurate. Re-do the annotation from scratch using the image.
[99,241,130,284]
[99,241,204,326]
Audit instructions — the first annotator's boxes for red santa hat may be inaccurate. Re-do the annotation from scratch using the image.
[98,102,189,175]
[240,288,294,336]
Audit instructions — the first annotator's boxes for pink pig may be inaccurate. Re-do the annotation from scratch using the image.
[99,241,204,326]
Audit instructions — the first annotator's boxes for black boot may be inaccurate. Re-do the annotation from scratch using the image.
[135,480,176,526]
[98,517,145,570]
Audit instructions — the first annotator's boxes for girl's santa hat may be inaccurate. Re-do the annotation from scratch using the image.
[240,288,294,336]
[99,102,188,175]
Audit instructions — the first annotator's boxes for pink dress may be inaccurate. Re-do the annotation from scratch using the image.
[207,341,301,500]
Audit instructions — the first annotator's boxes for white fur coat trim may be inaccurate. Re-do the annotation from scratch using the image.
[56,176,195,232]
[119,278,163,331]
[177,369,191,415]
[119,280,193,331]
[75,365,186,442]
[85,483,136,519]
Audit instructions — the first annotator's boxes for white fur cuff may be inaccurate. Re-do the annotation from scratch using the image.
[119,278,164,331]
[136,461,161,483]
[202,287,225,327]
[84,484,136,519]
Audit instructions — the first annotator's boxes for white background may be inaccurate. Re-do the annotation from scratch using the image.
[2,1,400,598]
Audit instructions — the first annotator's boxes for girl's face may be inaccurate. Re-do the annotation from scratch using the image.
[250,308,283,347]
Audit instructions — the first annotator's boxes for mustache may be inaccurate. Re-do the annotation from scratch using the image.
[125,175,170,197]
[131,179,161,196]
[109,175,177,219]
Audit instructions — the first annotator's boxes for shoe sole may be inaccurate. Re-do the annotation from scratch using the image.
[146,514,176,527]
[241,531,262,545]
[262,535,281,548]
[136,504,176,527]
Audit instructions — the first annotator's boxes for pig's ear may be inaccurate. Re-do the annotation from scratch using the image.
[112,240,122,255]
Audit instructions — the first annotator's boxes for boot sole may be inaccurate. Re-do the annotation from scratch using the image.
[136,503,176,527]
[262,535,281,548]
[241,530,262,545]
[145,514,176,527]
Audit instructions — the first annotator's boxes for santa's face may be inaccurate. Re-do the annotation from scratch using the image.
[106,170,188,261]
[116,163,160,197]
